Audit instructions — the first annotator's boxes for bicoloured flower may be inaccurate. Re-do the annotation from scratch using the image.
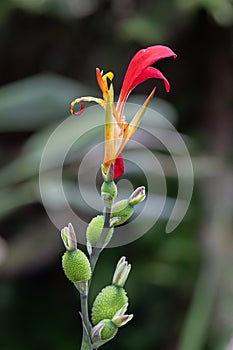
[70,45,176,179]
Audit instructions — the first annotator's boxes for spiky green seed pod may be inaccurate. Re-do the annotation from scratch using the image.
[111,199,134,226]
[62,249,91,282]
[92,285,128,325]
[86,215,105,245]
[98,319,118,340]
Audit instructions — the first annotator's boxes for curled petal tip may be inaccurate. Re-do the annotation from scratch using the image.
[70,100,85,116]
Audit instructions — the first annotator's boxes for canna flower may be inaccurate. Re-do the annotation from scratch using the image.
[70,45,177,179]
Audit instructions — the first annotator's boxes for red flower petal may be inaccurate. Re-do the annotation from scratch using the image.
[114,153,124,179]
[130,66,171,93]
[117,45,176,114]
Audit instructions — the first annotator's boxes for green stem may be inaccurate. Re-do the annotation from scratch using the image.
[90,208,111,271]
[80,197,113,349]
[80,282,91,336]
[74,281,92,350]
[80,328,92,350]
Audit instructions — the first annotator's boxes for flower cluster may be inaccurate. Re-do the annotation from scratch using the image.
[70,45,176,179]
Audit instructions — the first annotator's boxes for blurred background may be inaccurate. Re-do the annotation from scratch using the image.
[0,0,233,349]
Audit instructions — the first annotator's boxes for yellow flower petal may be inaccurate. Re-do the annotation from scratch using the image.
[114,88,156,158]
[96,68,114,100]
[102,71,114,84]
[103,85,115,171]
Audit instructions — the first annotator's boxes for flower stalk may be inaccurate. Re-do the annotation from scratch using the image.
[60,45,176,349]
[79,282,92,350]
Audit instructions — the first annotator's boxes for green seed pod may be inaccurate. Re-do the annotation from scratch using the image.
[111,199,134,226]
[92,285,128,325]
[86,215,105,245]
[62,249,91,282]
[98,319,118,340]
[101,181,117,198]
[101,181,117,207]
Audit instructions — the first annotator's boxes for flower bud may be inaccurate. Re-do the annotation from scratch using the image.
[128,186,146,206]
[91,285,128,325]
[112,256,131,287]
[101,181,117,208]
[61,223,77,251]
[62,249,91,283]
[112,313,133,327]
[111,303,133,328]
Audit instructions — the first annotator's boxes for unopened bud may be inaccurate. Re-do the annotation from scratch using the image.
[61,223,77,251]
[128,186,146,206]
[112,313,133,327]
[111,303,133,328]
[112,256,131,287]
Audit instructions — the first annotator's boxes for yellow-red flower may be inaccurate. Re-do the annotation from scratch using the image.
[70,45,176,178]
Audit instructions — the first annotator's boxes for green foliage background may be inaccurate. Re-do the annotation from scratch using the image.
[0,0,232,349]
